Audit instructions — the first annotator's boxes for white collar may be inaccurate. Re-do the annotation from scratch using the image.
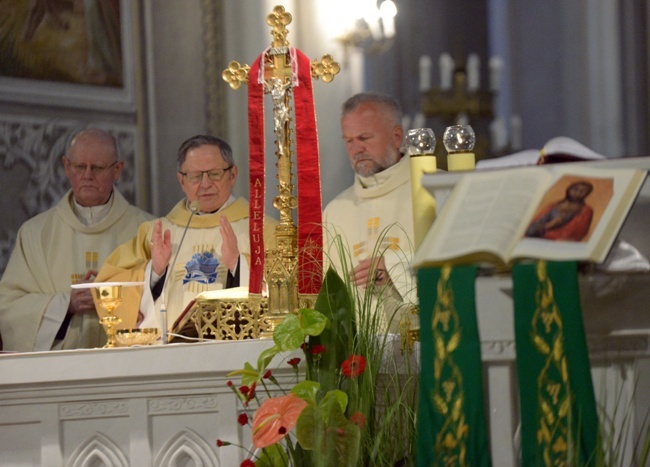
[72,192,113,226]
[187,195,236,215]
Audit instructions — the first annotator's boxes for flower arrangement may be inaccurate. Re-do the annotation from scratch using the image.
[217,267,419,466]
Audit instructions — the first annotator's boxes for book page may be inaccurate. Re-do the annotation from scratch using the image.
[413,168,550,266]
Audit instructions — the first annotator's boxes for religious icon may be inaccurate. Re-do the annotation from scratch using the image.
[0,0,123,87]
[524,176,613,242]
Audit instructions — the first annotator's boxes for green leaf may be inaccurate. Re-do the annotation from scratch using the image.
[308,268,357,393]
[295,404,320,451]
[295,391,360,466]
[322,415,361,467]
[273,314,306,351]
[291,380,320,402]
[257,345,281,371]
[298,308,328,336]
[319,390,349,421]
[254,442,289,467]
[227,362,259,386]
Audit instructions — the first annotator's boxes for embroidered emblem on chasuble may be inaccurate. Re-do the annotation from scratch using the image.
[183,251,220,285]
[353,217,401,259]
[71,251,99,283]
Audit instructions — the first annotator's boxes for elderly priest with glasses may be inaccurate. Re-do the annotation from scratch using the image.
[95,134,278,335]
[0,128,154,352]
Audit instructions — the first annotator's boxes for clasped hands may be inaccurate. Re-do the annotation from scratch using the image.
[350,256,389,288]
[150,216,239,277]
[69,269,98,315]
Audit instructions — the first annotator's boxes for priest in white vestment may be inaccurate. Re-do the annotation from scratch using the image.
[323,92,417,333]
[96,135,278,331]
[0,128,154,352]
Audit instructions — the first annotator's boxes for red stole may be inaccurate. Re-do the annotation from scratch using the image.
[247,48,323,295]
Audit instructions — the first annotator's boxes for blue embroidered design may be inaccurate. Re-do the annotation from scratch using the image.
[183,252,220,285]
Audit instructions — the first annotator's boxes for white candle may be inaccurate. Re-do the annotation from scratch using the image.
[466,53,480,92]
[490,117,507,153]
[510,115,523,150]
[439,53,454,90]
[364,6,382,40]
[401,114,412,132]
[379,0,397,38]
[412,112,426,130]
[489,56,503,92]
[419,55,432,92]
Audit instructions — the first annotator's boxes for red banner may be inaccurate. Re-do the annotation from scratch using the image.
[246,48,324,296]
[294,49,323,294]
[247,56,266,295]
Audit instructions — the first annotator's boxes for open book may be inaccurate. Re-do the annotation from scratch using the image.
[475,136,607,169]
[412,164,647,269]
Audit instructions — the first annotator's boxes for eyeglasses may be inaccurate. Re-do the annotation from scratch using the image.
[179,167,233,184]
[68,160,118,176]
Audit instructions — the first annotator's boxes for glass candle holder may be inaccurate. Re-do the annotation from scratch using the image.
[443,124,476,171]
[406,128,436,155]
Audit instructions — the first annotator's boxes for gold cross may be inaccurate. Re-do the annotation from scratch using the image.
[222,5,340,90]
[263,48,293,84]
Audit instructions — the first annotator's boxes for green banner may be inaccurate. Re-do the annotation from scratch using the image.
[513,260,599,466]
[417,265,492,467]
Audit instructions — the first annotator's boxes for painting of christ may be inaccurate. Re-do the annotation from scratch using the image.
[0,0,123,87]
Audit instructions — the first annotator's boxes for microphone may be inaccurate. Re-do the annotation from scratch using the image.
[160,200,200,344]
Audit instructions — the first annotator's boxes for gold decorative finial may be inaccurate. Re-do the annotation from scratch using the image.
[266,5,292,47]
[311,55,341,83]
[222,61,250,90]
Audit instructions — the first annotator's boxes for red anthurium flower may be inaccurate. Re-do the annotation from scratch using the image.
[350,411,366,429]
[310,344,326,355]
[239,385,250,395]
[240,460,255,467]
[252,393,308,448]
[238,413,249,426]
[287,357,301,367]
[263,370,272,379]
[341,354,367,378]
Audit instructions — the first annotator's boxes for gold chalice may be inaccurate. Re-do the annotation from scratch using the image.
[92,284,123,348]
[71,281,144,349]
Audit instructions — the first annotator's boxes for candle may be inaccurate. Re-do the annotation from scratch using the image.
[407,127,438,249]
[379,0,397,38]
[510,115,523,150]
[419,55,432,92]
[490,117,507,153]
[412,112,426,130]
[466,53,480,92]
[410,156,437,249]
[364,7,382,40]
[489,56,503,92]
[439,53,454,90]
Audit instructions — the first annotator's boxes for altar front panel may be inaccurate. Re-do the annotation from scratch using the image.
[0,340,294,467]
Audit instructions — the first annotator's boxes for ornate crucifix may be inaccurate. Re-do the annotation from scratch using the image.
[222,5,340,331]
